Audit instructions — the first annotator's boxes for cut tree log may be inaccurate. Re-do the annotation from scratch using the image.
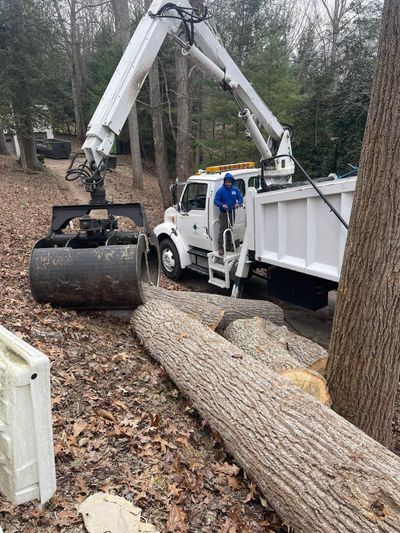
[143,285,284,329]
[143,285,225,330]
[224,317,302,372]
[224,317,330,405]
[309,356,328,376]
[132,301,400,533]
[260,319,328,367]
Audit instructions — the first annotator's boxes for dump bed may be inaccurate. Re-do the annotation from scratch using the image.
[245,177,356,282]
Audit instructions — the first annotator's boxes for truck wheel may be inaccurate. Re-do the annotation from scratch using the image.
[160,238,182,280]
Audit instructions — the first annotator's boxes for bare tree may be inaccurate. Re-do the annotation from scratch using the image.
[175,48,192,180]
[326,0,400,447]
[111,0,144,189]
[315,0,365,71]
[52,0,87,143]
[148,60,171,209]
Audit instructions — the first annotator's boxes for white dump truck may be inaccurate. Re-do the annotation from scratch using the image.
[155,164,356,309]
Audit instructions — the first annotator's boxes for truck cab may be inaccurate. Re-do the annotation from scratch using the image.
[154,162,259,284]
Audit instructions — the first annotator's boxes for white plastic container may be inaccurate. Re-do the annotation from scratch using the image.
[0,325,56,505]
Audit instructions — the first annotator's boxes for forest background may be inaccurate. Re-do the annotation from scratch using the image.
[0,0,383,183]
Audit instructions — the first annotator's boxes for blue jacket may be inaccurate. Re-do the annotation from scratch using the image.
[214,177,244,212]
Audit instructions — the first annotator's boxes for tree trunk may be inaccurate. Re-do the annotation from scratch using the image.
[13,100,41,173]
[132,301,400,533]
[142,285,284,328]
[224,317,303,372]
[112,0,143,189]
[17,117,41,171]
[0,125,8,155]
[224,317,330,404]
[193,71,203,169]
[175,49,192,180]
[326,0,400,446]
[148,61,171,209]
[260,320,328,367]
[128,104,144,189]
[52,0,86,144]
[8,0,41,172]
[70,0,86,144]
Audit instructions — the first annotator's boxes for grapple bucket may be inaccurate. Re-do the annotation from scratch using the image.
[29,203,160,309]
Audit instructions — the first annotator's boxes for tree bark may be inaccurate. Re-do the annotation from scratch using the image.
[224,317,303,372]
[70,0,86,144]
[132,301,400,533]
[17,116,41,171]
[326,0,400,446]
[0,125,8,155]
[175,49,192,180]
[142,285,284,328]
[260,320,328,367]
[148,61,171,209]
[13,106,41,172]
[224,317,330,404]
[112,0,143,189]
[142,285,224,329]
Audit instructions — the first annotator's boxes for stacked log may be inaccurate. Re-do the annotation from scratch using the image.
[132,301,400,533]
[224,317,330,405]
[142,285,284,329]
[259,319,328,367]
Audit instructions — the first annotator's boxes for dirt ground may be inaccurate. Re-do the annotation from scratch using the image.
[0,154,287,532]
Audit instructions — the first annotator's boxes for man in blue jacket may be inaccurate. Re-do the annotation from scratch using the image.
[214,172,244,255]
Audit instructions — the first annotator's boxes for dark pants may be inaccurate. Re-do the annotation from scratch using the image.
[218,210,235,251]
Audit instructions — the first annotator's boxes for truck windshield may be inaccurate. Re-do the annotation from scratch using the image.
[181,182,208,211]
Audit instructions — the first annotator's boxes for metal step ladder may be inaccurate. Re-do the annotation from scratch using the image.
[207,250,240,288]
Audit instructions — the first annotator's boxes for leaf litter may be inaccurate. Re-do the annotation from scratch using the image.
[0,155,287,532]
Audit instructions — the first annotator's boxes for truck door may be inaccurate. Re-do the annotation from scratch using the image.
[177,182,211,250]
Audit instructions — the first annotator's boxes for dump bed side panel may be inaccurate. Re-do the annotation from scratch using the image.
[252,178,356,282]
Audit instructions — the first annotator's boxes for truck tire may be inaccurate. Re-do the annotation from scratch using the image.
[160,238,182,280]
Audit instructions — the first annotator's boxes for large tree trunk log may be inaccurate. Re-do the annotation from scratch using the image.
[286,330,327,366]
[132,301,400,533]
[142,285,284,328]
[224,317,302,371]
[143,284,224,328]
[224,317,330,405]
[259,319,328,367]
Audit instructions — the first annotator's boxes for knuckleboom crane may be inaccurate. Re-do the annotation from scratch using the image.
[29,0,295,309]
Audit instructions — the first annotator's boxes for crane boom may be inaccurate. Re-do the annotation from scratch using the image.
[83,0,293,182]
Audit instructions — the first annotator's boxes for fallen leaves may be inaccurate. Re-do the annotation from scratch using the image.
[212,461,241,476]
[97,409,119,423]
[0,155,287,533]
[166,503,187,532]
